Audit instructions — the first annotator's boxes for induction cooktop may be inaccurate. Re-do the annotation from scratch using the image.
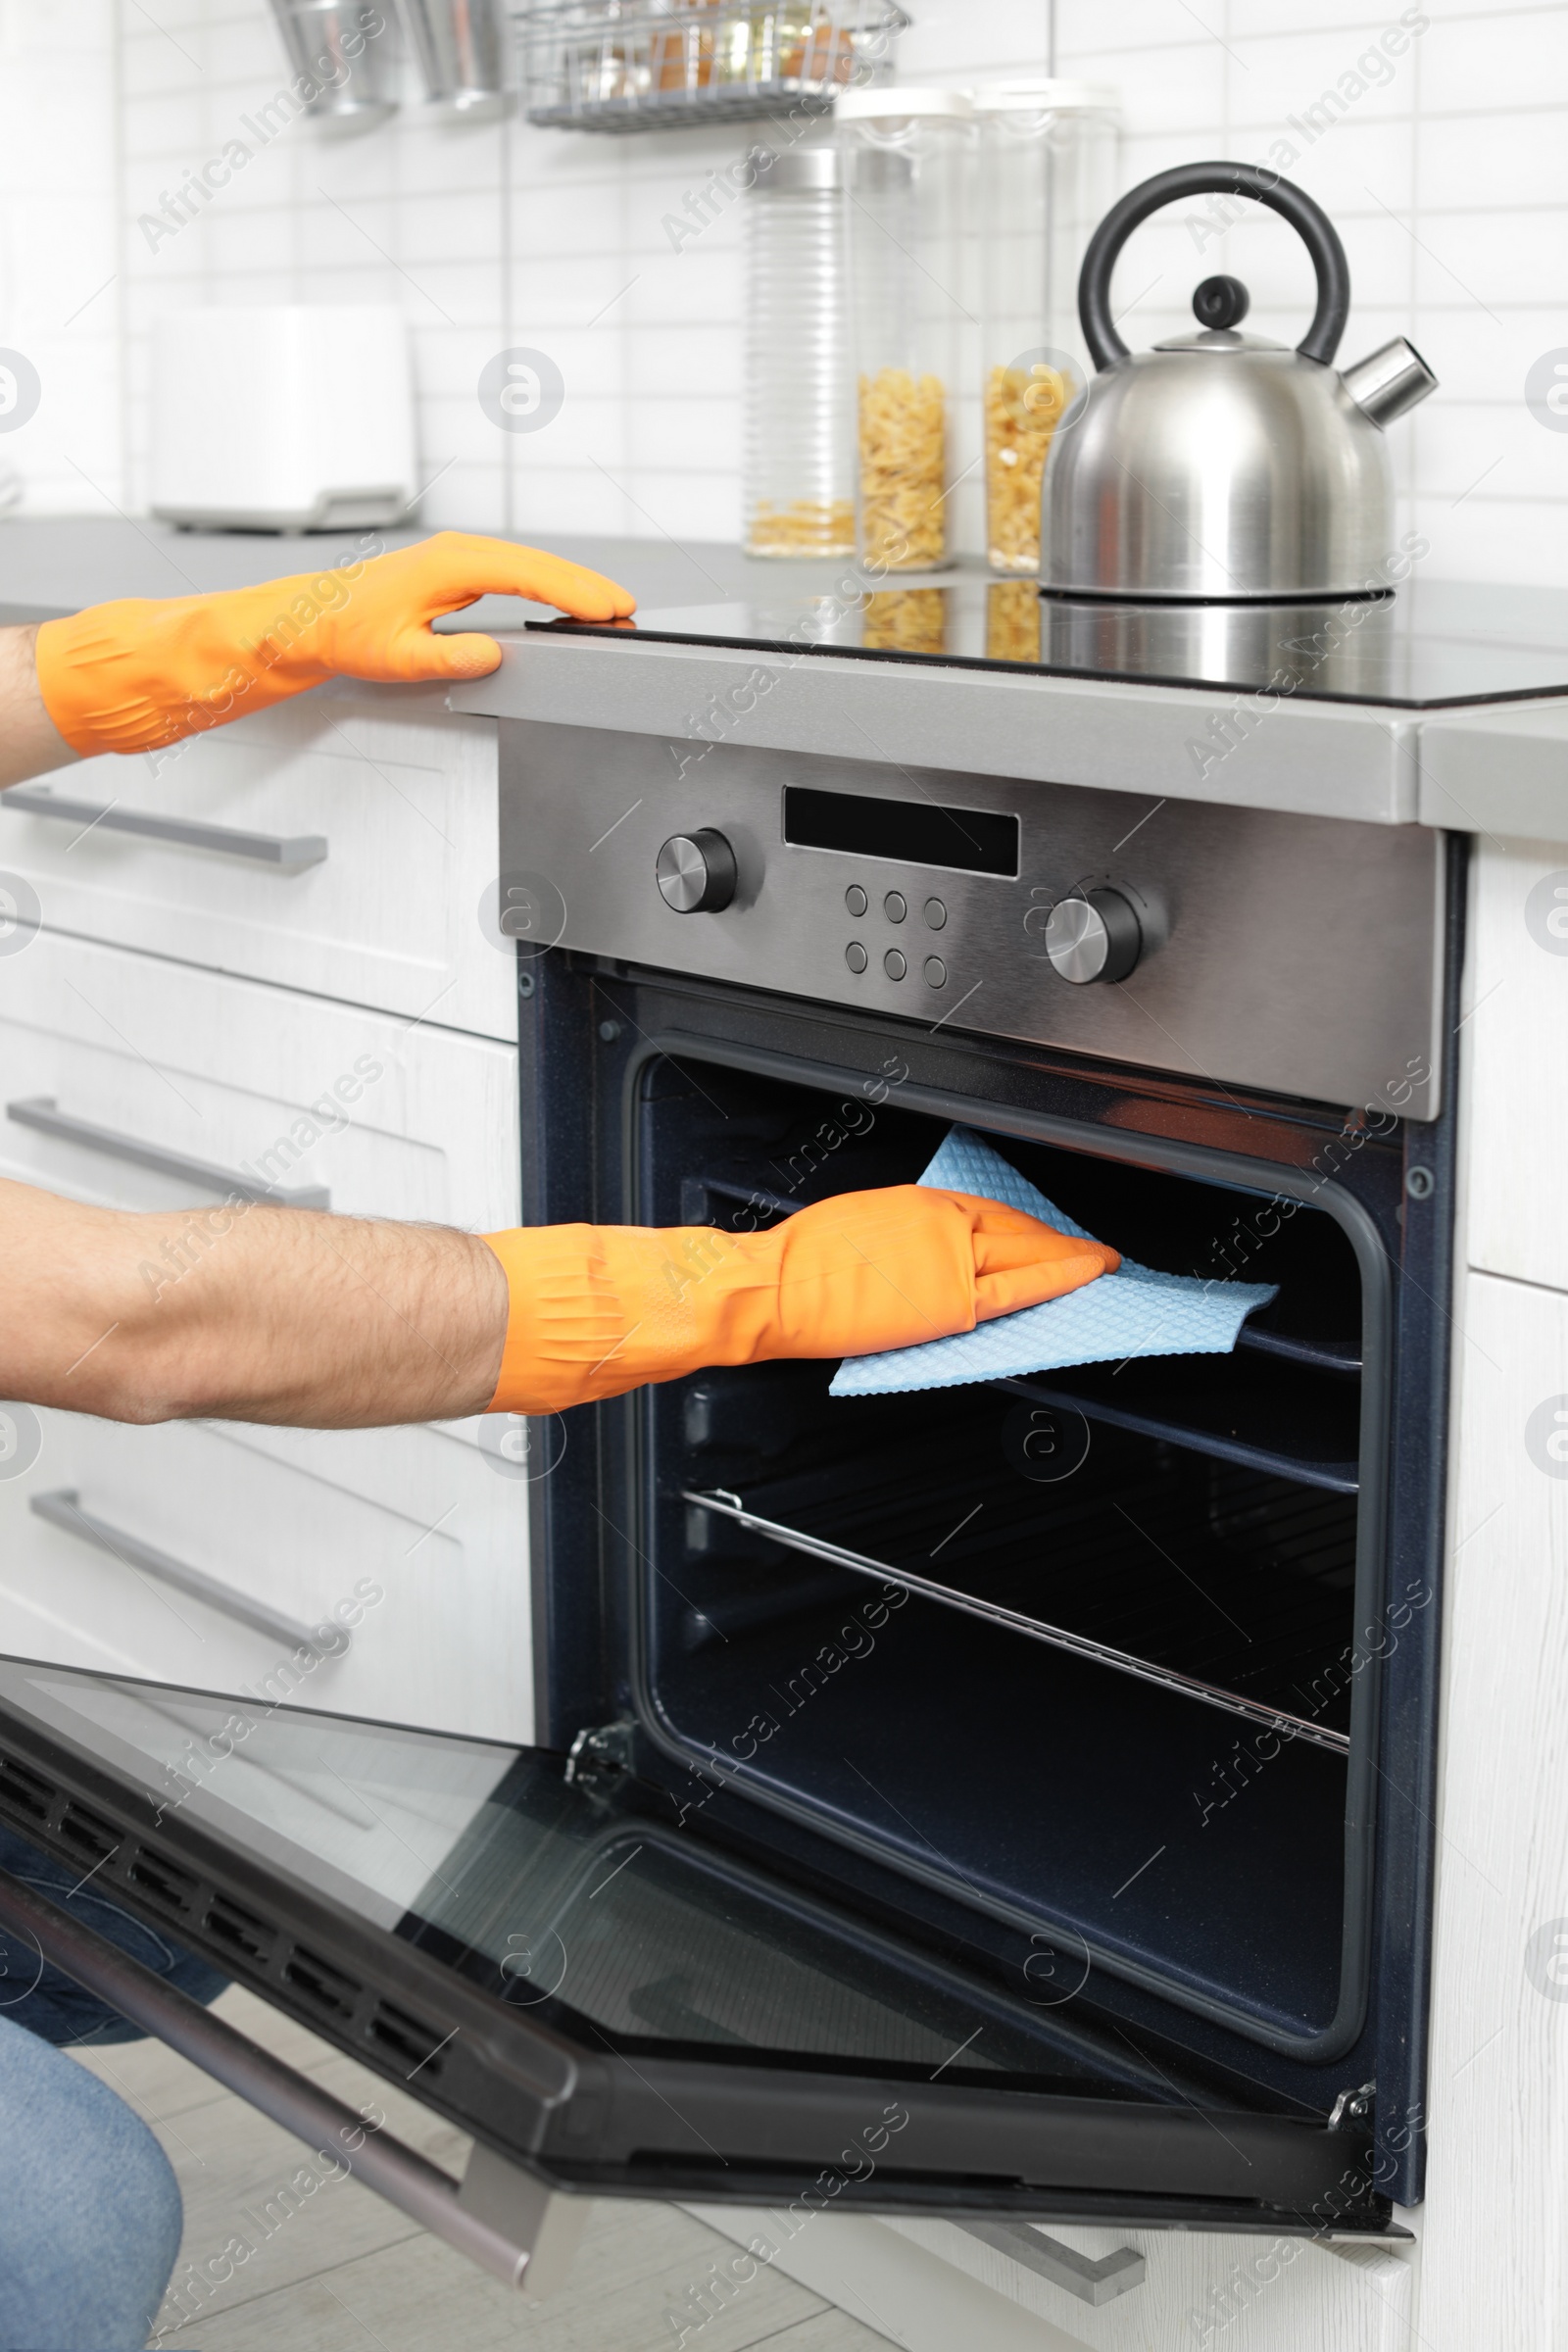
[532,578,1568,710]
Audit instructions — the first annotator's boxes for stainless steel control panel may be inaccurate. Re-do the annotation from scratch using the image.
[499,720,1445,1119]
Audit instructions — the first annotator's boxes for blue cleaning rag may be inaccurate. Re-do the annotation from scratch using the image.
[830,1127,1278,1398]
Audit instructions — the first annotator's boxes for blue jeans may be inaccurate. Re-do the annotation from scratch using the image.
[0,2011,183,2349]
[0,1826,230,2347]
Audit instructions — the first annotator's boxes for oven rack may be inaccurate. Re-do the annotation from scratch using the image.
[997,1365,1359,1495]
[1237,1325,1361,1377]
[690,1346,1357,1494]
[681,1402,1358,1716]
[683,1488,1351,1757]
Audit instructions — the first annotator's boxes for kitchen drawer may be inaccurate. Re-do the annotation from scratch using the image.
[0,687,514,1039]
[0,1411,533,1742]
[696,2209,1416,2352]
[909,2218,1415,2351]
[0,928,519,1230]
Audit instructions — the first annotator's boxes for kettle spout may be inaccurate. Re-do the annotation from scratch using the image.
[1342,336,1437,428]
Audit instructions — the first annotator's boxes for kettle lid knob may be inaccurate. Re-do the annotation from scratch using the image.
[1193,274,1250,331]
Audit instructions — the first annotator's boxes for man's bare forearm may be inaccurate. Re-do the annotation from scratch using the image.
[0,1179,510,1427]
[0,624,80,789]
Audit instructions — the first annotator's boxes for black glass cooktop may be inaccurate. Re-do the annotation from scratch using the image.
[534,578,1568,710]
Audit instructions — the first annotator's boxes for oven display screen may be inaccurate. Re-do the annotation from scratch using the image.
[783,785,1019,877]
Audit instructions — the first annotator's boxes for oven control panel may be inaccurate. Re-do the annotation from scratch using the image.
[831,878,953,993]
[499,719,1445,1119]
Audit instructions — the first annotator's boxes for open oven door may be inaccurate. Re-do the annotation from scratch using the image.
[0,1655,1397,2237]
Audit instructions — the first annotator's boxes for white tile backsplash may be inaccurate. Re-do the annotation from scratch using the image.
[0,0,121,514]
[1064,42,1225,135]
[1414,207,1568,310]
[1417,398,1568,501]
[0,0,1563,581]
[1418,104,1568,207]
[1417,5,1568,111]
[1225,25,1423,132]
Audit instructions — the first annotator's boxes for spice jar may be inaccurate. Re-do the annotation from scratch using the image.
[838,87,974,573]
[743,147,855,559]
[975,82,1117,573]
[654,0,720,94]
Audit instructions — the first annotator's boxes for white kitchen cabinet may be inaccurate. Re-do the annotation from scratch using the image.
[0,923,530,1738]
[0,1413,533,1744]
[1417,1266,1568,2352]
[0,687,514,1041]
[694,2209,1415,2352]
[891,2221,1414,2352]
[1461,835,1568,1295]
[0,927,519,1231]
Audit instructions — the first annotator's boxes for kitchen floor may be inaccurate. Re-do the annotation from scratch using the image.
[68,1989,893,2352]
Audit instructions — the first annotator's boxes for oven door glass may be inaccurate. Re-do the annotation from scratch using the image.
[0,1656,1388,2228]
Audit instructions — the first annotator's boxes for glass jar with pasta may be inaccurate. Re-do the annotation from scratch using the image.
[838,86,974,573]
[975,82,1118,573]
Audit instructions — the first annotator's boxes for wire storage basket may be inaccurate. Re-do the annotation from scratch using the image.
[516,0,908,131]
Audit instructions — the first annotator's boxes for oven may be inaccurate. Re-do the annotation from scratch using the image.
[505,716,1455,2221]
[0,709,1453,2249]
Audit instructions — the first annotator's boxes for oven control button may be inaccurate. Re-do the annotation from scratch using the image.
[884,891,907,923]
[924,897,947,930]
[1044,887,1143,985]
[657,830,738,913]
[923,956,947,989]
[884,948,907,980]
[845,941,868,973]
[845,884,868,916]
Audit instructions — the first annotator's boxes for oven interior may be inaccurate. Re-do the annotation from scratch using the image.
[630,1055,1379,2057]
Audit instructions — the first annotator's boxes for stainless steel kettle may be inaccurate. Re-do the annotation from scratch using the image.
[1040,163,1437,601]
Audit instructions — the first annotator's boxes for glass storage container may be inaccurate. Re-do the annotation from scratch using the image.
[838,86,974,573]
[743,148,855,559]
[975,82,1118,573]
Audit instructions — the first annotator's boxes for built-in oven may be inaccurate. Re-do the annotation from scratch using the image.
[0,714,1454,2251]
[506,719,1455,2220]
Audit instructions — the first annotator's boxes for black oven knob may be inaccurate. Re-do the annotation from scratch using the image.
[1044,887,1143,985]
[656,830,738,913]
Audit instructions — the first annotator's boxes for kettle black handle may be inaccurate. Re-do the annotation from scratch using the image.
[1078,162,1351,371]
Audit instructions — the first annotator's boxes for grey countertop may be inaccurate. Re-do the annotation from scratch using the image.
[0,517,832,629]
[4,517,1566,840]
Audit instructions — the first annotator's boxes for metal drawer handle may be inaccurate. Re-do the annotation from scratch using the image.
[30,1489,331,1657]
[7,1098,330,1210]
[0,1867,583,2293]
[2,785,327,870]
[959,2222,1146,2306]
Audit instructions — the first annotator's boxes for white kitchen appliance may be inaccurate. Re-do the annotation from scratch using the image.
[149,306,416,534]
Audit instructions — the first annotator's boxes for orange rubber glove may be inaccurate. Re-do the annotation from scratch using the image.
[482,1187,1119,1414]
[33,531,636,759]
